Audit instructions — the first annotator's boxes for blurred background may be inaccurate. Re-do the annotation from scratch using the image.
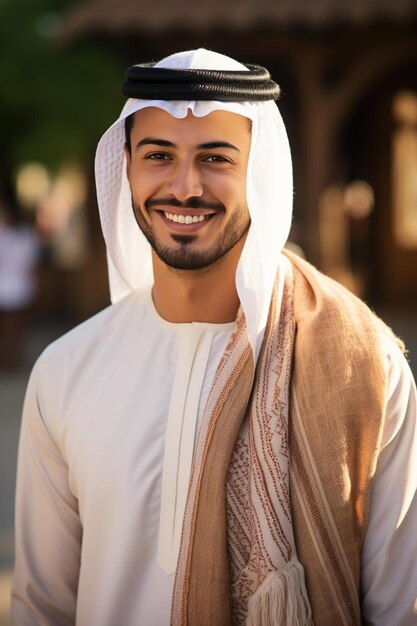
[1,0,417,622]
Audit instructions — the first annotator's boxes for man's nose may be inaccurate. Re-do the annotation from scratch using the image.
[166,161,203,201]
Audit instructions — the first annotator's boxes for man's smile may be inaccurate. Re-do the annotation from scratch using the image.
[156,209,217,233]
[145,198,221,233]
[163,212,211,224]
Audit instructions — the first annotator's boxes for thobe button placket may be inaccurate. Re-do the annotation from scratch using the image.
[157,325,213,575]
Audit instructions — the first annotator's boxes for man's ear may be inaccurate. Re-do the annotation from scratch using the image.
[124,144,131,181]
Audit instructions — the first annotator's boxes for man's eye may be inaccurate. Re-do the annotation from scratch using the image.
[146,153,170,160]
[204,155,229,163]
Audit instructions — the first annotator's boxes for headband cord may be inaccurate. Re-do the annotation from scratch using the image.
[121,64,280,102]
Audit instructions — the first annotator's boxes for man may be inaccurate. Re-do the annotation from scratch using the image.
[12,49,417,625]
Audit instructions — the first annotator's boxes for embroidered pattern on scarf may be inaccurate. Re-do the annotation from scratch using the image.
[226,265,299,624]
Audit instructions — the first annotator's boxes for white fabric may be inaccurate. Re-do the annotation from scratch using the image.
[11,293,417,625]
[157,311,232,575]
[12,290,233,626]
[362,336,417,625]
[95,48,293,360]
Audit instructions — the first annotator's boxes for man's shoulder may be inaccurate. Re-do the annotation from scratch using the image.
[283,249,405,356]
[284,249,368,309]
[37,290,149,368]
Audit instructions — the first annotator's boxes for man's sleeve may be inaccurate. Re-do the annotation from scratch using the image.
[11,360,82,625]
[361,342,417,625]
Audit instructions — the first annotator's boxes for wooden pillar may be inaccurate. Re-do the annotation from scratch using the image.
[292,35,417,269]
[294,49,337,266]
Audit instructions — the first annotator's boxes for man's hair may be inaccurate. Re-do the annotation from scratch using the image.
[125,114,133,152]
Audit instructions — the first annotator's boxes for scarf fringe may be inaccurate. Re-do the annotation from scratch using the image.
[246,561,313,626]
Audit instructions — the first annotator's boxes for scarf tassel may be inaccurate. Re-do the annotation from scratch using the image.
[246,561,313,626]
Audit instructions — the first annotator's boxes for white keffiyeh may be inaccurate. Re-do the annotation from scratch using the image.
[94,48,293,361]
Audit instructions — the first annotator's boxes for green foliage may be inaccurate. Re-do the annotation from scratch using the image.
[0,0,124,171]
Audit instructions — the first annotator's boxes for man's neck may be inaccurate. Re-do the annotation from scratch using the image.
[151,244,243,324]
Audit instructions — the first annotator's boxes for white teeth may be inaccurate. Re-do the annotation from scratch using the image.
[163,212,209,224]
[165,213,178,222]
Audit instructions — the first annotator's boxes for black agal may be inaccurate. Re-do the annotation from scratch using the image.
[121,64,280,102]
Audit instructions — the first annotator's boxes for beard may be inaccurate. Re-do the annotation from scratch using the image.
[132,197,251,271]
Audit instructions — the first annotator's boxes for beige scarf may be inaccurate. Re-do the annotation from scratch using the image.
[171,251,391,625]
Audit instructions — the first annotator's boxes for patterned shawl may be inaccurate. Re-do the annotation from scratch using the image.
[171,250,389,625]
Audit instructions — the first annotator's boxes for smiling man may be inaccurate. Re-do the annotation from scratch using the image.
[127,108,251,271]
[125,107,252,325]
[12,49,417,626]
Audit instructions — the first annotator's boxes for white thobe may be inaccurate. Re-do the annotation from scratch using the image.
[11,289,417,625]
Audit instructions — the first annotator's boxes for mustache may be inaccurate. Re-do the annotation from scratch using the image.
[145,197,225,212]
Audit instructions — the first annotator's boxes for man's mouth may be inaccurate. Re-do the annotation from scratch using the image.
[163,212,212,224]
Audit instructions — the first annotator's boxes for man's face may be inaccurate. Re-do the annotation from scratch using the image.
[125,107,251,271]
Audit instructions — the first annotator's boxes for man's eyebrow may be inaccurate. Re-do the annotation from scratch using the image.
[135,138,174,150]
[135,138,240,152]
[197,141,240,152]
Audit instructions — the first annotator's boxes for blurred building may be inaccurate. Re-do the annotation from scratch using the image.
[60,0,417,310]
